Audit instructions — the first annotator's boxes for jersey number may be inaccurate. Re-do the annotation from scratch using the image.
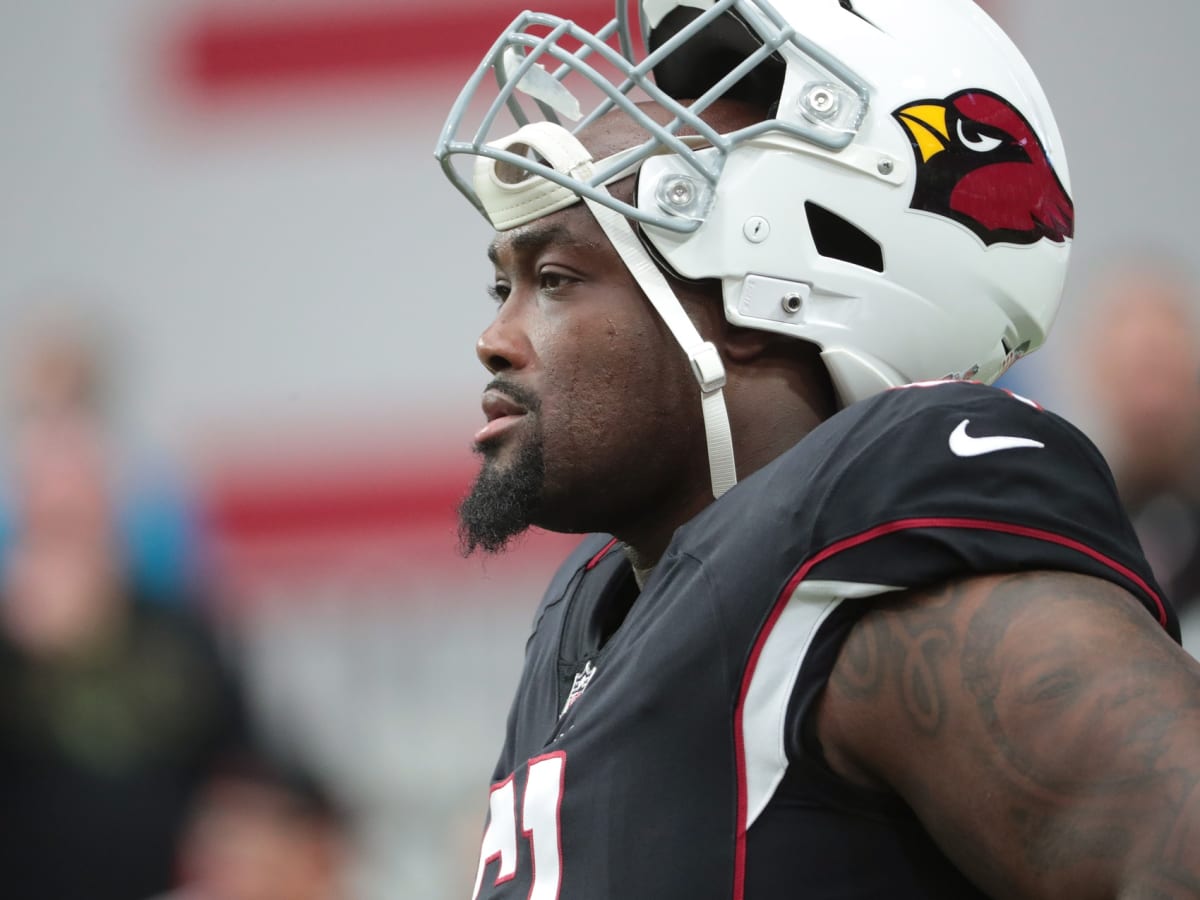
[472,752,565,900]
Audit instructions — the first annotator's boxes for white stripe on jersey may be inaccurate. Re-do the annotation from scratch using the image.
[740,579,902,827]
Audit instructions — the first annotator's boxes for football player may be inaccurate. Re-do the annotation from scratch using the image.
[435,0,1200,896]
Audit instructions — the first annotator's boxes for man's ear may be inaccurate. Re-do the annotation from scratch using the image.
[669,273,774,363]
[722,323,776,363]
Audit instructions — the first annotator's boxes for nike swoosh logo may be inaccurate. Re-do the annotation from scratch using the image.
[949,419,1045,457]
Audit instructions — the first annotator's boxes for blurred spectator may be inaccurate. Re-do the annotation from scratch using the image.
[0,313,201,602]
[0,368,246,899]
[1073,255,1200,651]
[157,750,351,900]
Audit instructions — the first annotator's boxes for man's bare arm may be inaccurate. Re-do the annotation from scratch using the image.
[817,570,1200,899]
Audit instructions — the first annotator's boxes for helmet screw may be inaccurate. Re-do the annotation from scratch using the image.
[664,177,694,208]
[805,86,839,118]
[877,157,894,175]
[781,292,804,314]
[743,216,770,243]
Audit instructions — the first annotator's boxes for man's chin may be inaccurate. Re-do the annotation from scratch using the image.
[457,438,545,556]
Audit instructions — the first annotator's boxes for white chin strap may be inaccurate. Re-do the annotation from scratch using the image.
[475,123,737,498]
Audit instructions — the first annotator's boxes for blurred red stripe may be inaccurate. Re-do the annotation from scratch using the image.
[204,462,469,538]
[199,451,579,597]
[172,1,1004,99]
[177,2,614,95]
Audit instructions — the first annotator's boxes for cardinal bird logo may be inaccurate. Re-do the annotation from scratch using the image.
[893,89,1074,246]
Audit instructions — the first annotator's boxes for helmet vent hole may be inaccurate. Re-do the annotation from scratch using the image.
[648,8,785,108]
[805,202,884,272]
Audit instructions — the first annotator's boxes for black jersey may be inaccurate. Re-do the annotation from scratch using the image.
[471,381,1176,900]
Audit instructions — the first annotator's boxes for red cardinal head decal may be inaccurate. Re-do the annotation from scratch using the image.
[893,89,1074,246]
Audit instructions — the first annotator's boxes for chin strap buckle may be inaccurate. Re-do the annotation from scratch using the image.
[689,342,727,394]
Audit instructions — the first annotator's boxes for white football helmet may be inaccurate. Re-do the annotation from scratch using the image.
[435,0,1073,498]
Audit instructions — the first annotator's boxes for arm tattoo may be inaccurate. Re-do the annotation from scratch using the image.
[958,573,1200,882]
[824,571,1200,896]
[830,583,961,735]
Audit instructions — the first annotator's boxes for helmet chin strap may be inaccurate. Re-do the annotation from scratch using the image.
[584,191,738,499]
[477,122,737,498]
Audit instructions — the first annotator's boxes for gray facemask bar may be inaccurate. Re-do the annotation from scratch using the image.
[434,0,869,234]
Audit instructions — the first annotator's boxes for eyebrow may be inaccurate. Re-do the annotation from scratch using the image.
[486,223,600,266]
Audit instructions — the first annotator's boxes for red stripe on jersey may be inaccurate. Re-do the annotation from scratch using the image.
[731,515,1167,899]
[585,538,620,570]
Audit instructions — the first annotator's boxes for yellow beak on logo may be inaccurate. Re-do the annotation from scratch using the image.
[896,103,950,163]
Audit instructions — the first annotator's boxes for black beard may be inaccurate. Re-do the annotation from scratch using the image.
[457,381,545,556]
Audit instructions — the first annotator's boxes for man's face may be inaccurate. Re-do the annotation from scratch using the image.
[458,201,711,554]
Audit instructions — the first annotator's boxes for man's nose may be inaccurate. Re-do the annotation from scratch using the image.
[475,305,531,374]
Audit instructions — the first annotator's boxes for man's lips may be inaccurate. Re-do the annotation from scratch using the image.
[475,388,529,445]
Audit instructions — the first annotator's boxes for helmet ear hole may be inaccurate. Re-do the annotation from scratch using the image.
[805,202,884,272]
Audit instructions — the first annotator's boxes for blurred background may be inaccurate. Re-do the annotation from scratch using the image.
[1,0,1198,897]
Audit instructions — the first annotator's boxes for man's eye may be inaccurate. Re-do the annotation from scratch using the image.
[487,283,511,304]
[539,272,573,292]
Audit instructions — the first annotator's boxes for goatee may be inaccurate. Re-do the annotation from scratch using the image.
[457,384,545,556]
